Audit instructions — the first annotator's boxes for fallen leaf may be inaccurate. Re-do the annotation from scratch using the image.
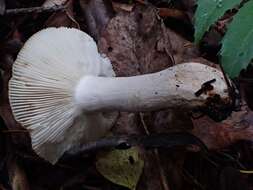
[96,147,144,190]
[44,0,78,28]
[194,0,240,43]
[79,0,114,41]
[98,5,174,76]
[192,106,253,150]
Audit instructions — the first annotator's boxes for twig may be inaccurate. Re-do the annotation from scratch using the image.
[1,130,29,133]
[158,8,187,20]
[64,132,207,158]
[135,0,148,4]
[240,170,253,174]
[139,113,171,190]
[65,10,80,29]
[4,5,66,15]
[183,169,205,190]
[15,151,79,171]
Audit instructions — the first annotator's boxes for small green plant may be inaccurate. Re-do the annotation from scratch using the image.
[194,0,253,78]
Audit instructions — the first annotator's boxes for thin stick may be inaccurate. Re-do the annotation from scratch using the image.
[183,169,205,190]
[139,113,171,190]
[158,8,186,20]
[5,5,66,15]
[240,170,253,174]
[65,10,80,29]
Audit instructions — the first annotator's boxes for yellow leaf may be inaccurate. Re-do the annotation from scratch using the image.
[96,147,144,190]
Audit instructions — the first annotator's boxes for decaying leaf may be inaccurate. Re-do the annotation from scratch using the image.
[96,147,144,190]
[192,107,253,150]
[79,0,115,41]
[44,0,78,28]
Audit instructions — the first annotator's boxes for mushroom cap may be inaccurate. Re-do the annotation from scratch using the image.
[9,27,117,163]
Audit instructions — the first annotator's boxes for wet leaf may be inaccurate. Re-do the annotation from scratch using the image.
[220,0,253,78]
[96,147,144,190]
[194,0,241,43]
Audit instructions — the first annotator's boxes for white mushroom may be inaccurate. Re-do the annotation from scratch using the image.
[9,27,230,164]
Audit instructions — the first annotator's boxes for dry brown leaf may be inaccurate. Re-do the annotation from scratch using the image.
[192,106,253,150]
[98,5,174,76]
[79,0,114,41]
[44,0,78,28]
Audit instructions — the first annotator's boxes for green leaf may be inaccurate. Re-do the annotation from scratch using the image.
[194,0,241,43]
[96,148,144,190]
[220,0,253,78]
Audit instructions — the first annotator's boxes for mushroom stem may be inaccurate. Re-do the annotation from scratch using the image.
[75,63,229,112]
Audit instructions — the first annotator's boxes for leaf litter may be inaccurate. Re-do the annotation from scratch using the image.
[0,0,252,190]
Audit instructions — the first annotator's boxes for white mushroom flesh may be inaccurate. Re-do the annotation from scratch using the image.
[75,63,229,112]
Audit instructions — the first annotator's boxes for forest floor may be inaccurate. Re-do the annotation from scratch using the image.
[0,0,252,190]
